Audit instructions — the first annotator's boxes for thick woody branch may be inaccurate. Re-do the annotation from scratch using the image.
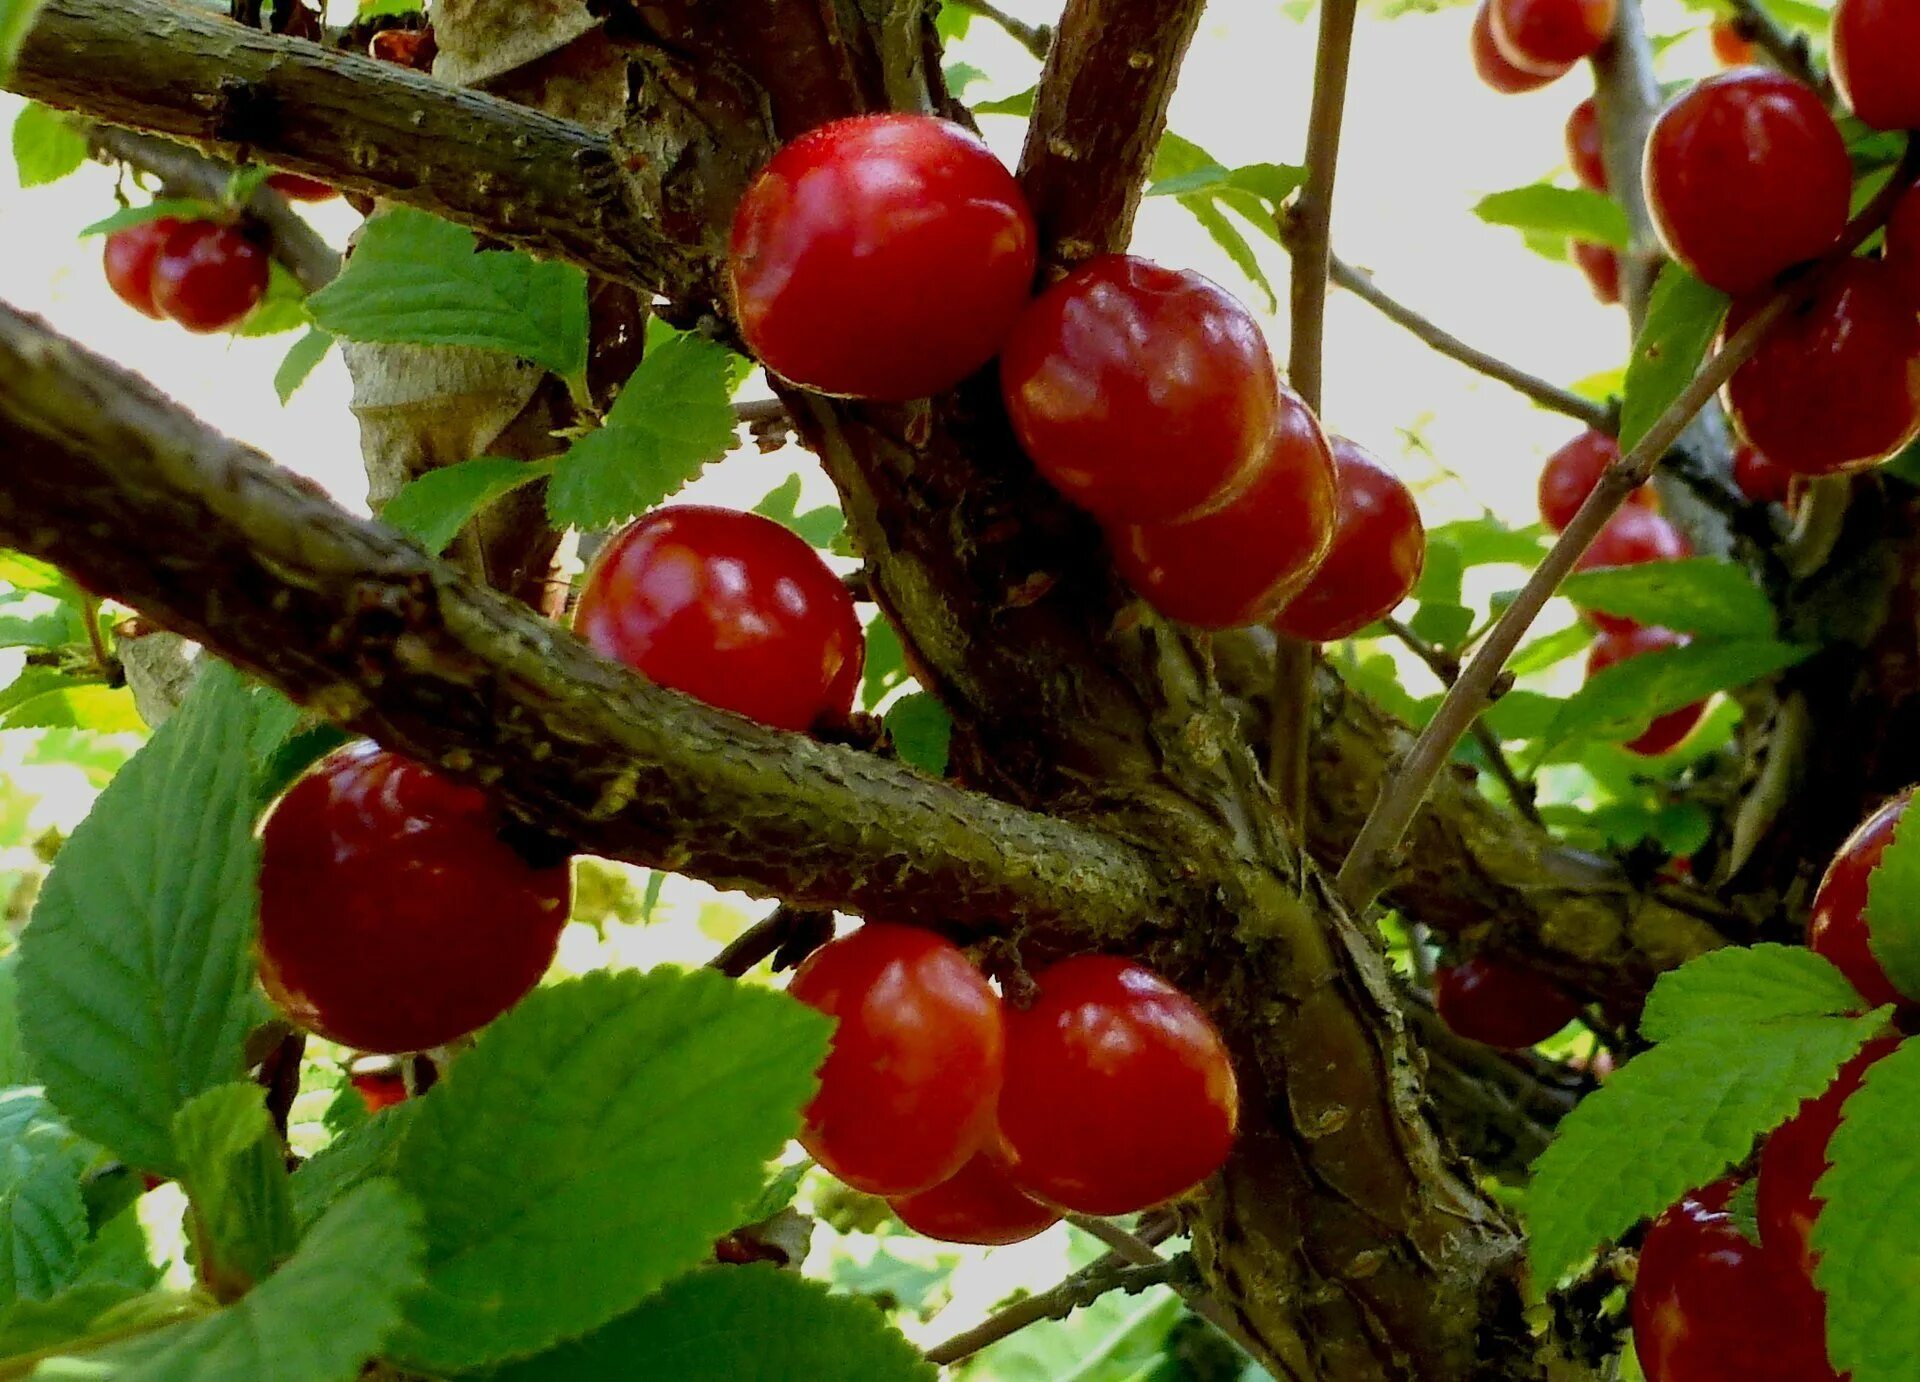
[0,302,1164,939]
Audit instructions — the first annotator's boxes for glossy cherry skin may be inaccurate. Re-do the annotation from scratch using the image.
[573,505,862,733]
[1270,438,1426,642]
[1538,428,1654,532]
[996,955,1238,1216]
[1575,505,1691,634]
[1724,257,1920,477]
[1108,382,1336,629]
[729,114,1036,401]
[1732,444,1795,506]
[350,1068,409,1115]
[369,26,435,69]
[1001,254,1281,523]
[1633,1179,1840,1382]
[102,217,184,320]
[266,172,336,202]
[1571,240,1621,304]
[1710,20,1756,65]
[149,221,270,333]
[1758,1034,1900,1279]
[787,924,1005,1197]
[1586,624,1705,755]
[1471,0,1570,91]
[1645,70,1850,294]
[1834,0,1920,130]
[1809,789,1916,1011]
[257,742,572,1054]
[890,1153,1062,1246]
[1492,0,1615,70]
[1433,955,1581,1048]
[1885,181,1920,310]
[1566,97,1609,190]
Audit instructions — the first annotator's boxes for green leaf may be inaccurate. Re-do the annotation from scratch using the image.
[545,332,738,531]
[1473,185,1631,250]
[0,955,26,1088]
[76,201,220,239]
[388,969,831,1373]
[970,1288,1183,1382]
[1148,161,1307,204]
[171,1085,297,1294]
[973,87,1035,116]
[1544,637,1813,751]
[492,1264,932,1381]
[1864,800,1920,1003]
[290,1103,416,1232]
[1527,1012,1884,1285]
[4,681,144,734]
[0,602,72,650]
[1427,516,1549,569]
[0,1279,153,1356]
[752,475,846,550]
[1558,558,1776,640]
[1508,624,1593,678]
[0,1143,87,1306]
[861,617,909,711]
[1815,1037,1920,1382]
[1641,946,1869,1042]
[1618,266,1729,452]
[737,1162,807,1226]
[273,328,333,404]
[232,261,307,338]
[11,103,85,189]
[16,663,267,1175]
[0,0,49,81]
[307,207,589,391]
[885,694,951,777]
[0,552,77,599]
[380,457,551,554]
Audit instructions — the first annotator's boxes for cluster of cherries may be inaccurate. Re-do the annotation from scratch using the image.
[1633,788,1915,1381]
[728,112,1427,640]
[102,216,270,334]
[789,926,1238,1243]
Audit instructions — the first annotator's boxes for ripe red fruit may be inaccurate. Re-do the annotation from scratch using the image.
[1537,428,1654,532]
[1834,0,1920,130]
[369,26,435,69]
[1586,624,1705,755]
[1269,438,1426,642]
[1492,0,1616,71]
[102,216,184,319]
[1566,97,1608,191]
[1644,71,1850,294]
[1107,382,1336,629]
[1471,0,1570,91]
[149,221,270,333]
[1884,181,1920,310]
[257,742,572,1054]
[1808,789,1916,1010]
[728,113,1036,401]
[1723,257,1920,477]
[996,955,1238,1216]
[1571,240,1621,304]
[266,172,336,202]
[1001,254,1281,523]
[788,924,1005,1197]
[1634,1179,1840,1382]
[1574,505,1691,634]
[890,1153,1061,1246]
[1433,955,1581,1048]
[350,1067,409,1115]
[1732,444,1795,506]
[1758,1034,1900,1279]
[1710,20,1755,65]
[573,505,863,733]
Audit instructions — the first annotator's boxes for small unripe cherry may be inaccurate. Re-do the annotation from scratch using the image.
[1492,0,1617,71]
[1566,97,1608,190]
[1833,0,1920,131]
[890,1153,1061,1246]
[1001,254,1282,522]
[1571,240,1621,305]
[1732,444,1795,506]
[1471,0,1570,91]
[102,216,184,320]
[1433,955,1581,1048]
[1586,624,1706,756]
[1808,789,1917,1011]
[1107,382,1336,629]
[1710,19,1756,65]
[1575,506,1691,634]
[149,221,270,333]
[1645,70,1850,294]
[1537,428,1653,532]
[266,173,337,202]
[1269,437,1426,643]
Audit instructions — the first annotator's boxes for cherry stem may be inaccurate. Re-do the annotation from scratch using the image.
[1727,0,1830,100]
[707,905,832,978]
[951,0,1052,60]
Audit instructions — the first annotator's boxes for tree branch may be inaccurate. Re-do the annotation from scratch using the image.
[954,0,1053,60]
[1286,0,1357,416]
[1381,617,1539,826]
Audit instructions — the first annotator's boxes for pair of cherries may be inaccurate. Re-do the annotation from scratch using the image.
[103,217,269,333]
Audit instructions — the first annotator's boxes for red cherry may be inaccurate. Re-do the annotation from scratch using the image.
[266,172,337,202]
[996,955,1238,1216]
[1884,181,1920,310]
[1471,0,1571,91]
[1758,1034,1900,1279]
[1724,257,1920,478]
[1001,254,1282,523]
[1433,955,1581,1048]
[890,1153,1061,1246]
[1634,1179,1840,1382]
[350,1068,409,1115]
[102,216,184,320]
[1269,437,1426,642]
[787,924,1005,1197]
[1571,240,1621,305]
[1809,789,1917,1010]
[1566,97,1609,191]
[1492,0,1616,71]
[1107,382,1336,629]
[1575,506,1691,634]
[1586,624,1705,755]
[149,221,270,334]
[1834,0,1920,130]
[1710,20,1756,66]
[573,505,863,733]
[1732,444,1795,506]
[258,742,572,1054]
[1645,70,1850,294]
[728,113,1036,401]
[369,26,435,69]
[1537,428,1654,532]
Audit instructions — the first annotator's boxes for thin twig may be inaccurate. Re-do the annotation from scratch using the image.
[1382,617,1540,827]
[1726,0,1829,99]
[1065,1214,1269,1365]
[955,0,1052,60]
[708,905,833,977]
[924,1259,1178,1365]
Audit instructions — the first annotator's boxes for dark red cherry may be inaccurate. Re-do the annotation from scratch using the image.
[1724,257,1920,477]
[1575,505,1691,634]
[102,216,184,320]
[1586,624,1706,756]
[890,1153,1062,1246]
[257,742,572,1054]
[266,173,337,202]
[1645,70,1850,294]
[1732,444,1795,506]
[1269,437,1426,642]
[1000,254,1282,523]
[1492,0,1616,70]
[1472,0,1571,90]
[996,955,1238,1216]
[1834,0,1920,131]
[728,113,1036,401]
[1566,97,1609,190]
[1710,20,1756,66]
[1571,240,1621,304]
[1537,428,1654,532]
[1884,181,1920,311]
[369,26,435,69]
[788,924,1005,1197]
[573,505,863,733]
[1809,789,1917,1010]
[149,221,270,333]
[1433,955,1581,1048]
[1108,382,1336,629]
